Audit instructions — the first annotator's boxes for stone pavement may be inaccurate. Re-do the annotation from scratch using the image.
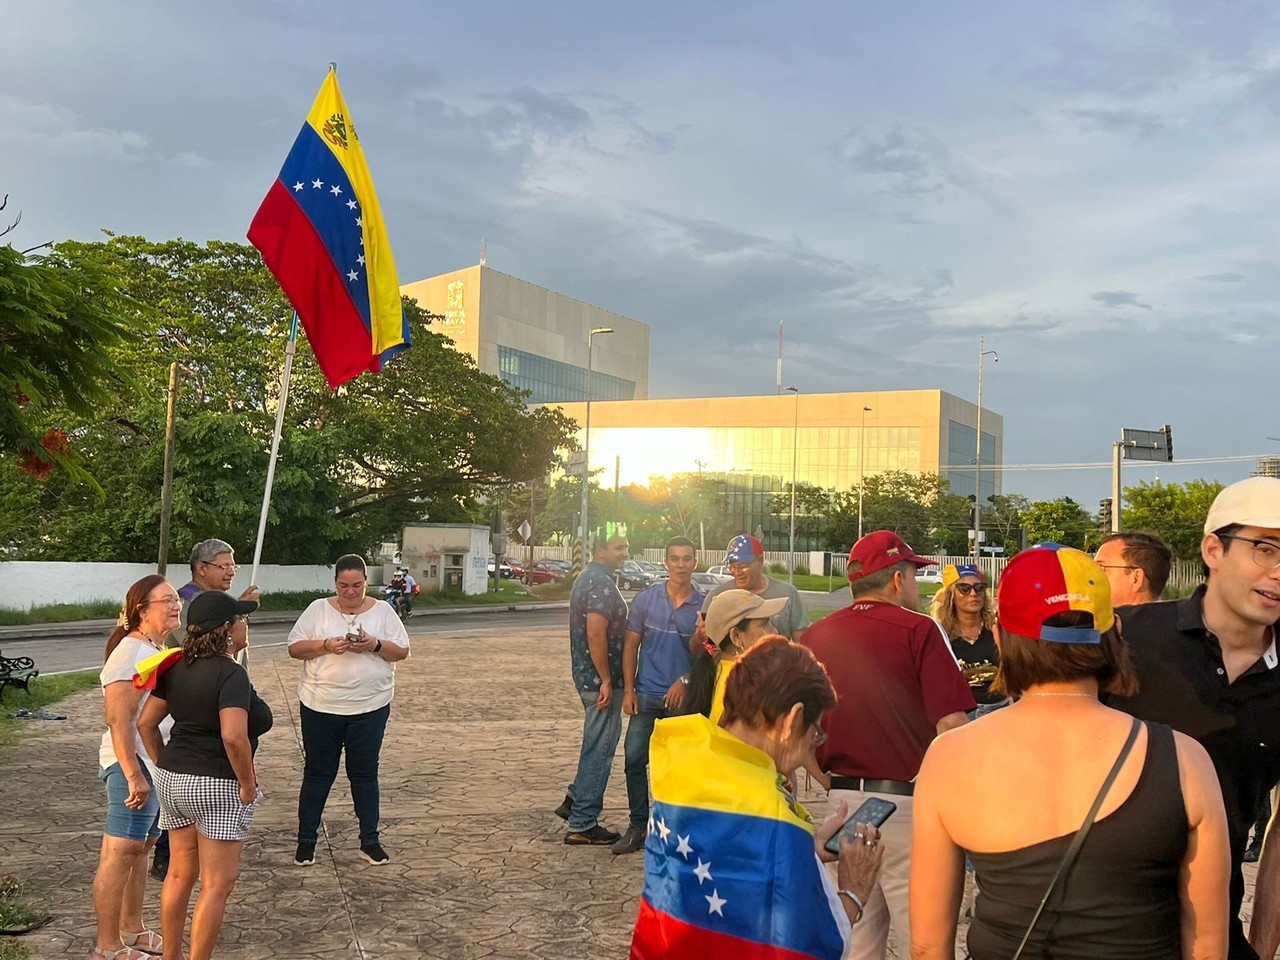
[0,621,1265,959]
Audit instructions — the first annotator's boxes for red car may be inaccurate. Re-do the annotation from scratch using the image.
[522,561,566,585]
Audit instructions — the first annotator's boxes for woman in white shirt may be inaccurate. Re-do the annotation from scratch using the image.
[287,554,409,867]
[90,574,181,960]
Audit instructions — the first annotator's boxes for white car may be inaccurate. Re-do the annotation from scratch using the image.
[915,569,943,584]
[704,565,734,583]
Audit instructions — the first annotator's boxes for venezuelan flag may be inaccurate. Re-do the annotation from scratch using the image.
[248,66,410,389]
[132,647,183,690]
[630,714,849,960]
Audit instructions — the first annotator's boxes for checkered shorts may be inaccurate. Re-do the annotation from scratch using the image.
[154,767,259,841]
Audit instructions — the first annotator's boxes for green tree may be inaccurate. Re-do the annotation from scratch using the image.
[1121,479,1225,560]
[1021,497,1097,550]
[984,493,1030,555]
[0,241,138,479]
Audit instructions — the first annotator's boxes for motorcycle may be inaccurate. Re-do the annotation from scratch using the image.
[385,581,412,620]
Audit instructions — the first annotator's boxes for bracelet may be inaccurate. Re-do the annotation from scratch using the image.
[322,637,331,653]
[679,675,689,685]
[837,888,865,923]
[374,639,383,653]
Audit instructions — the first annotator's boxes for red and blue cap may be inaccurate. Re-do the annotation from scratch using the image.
[724,534,764,564]
[996,543,1114,644]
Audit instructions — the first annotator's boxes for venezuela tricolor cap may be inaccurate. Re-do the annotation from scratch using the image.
[996,543,1113,644]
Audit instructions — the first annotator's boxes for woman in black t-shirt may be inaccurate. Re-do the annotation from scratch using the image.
[930,564,1008,717]
[138,590,272,960]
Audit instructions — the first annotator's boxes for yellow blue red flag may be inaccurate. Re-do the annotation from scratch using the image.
[248,66,410,388]
[629,714,850,960]
[132,647,183,690]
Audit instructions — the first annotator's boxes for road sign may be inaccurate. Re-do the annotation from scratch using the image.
[1122,426,1174,462]
[517,520,532,541]
[566,451,587,477]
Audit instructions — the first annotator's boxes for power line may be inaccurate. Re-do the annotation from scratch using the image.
[940,452,1269,474]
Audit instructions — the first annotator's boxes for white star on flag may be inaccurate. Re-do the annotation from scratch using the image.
[656,818,671,842]
[293,182,304,191]
[346,269,358,282]
[693,858,713,885]
[357,254,365,265]
[330,184,342,195]
[676,835,693,859]
[346,199,357,210]
[705,889,727,916]
[355,216,363,227]
[312,179,324,189]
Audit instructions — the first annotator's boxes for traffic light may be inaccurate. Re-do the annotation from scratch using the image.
[1162,424,1173,462]
[1099,498,1113,530]
[967,494,977,529]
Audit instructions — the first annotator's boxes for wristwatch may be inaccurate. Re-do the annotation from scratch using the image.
[374,640,383,653]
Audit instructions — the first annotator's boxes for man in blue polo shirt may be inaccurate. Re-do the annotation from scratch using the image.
[613,536,702,854]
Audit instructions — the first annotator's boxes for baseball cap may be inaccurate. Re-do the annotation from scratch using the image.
[1203,477,1280,535]
[942,563,984,587]
[724,534,764,565]
[186,590,259,636]
[846,530,933,583]
[996,544,1113,644]
[704,589,790,644]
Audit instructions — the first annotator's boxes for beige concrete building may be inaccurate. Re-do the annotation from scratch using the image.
[553,389,1002,548]
[402,265,649,403]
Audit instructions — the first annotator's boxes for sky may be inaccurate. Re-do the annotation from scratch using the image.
[7,0,1280,504]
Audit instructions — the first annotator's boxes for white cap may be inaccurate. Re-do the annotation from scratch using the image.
[1204,477,1280,535]
[704,589,790,644]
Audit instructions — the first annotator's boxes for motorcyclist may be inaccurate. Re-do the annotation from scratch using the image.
[387,567,412,618]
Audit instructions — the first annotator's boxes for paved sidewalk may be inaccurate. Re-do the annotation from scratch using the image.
[0,622,1264,959]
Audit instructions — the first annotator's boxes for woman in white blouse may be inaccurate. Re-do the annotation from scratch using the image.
[287,554,409,867]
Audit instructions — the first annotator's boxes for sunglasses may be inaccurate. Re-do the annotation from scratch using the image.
[954,582,987,595]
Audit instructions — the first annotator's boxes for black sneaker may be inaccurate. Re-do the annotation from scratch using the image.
[360,842,390,865]
[610,824,647,855]
[564,824,621,845]
[294,842,316,866]
[554,793,573,821]
[1244,838,1263,863]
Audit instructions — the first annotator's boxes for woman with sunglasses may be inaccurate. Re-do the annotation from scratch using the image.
[930,565,1007,718]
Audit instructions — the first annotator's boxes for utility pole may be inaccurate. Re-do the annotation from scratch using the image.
[157,361,179,574]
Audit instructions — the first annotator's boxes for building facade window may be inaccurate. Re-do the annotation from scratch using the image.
[498,346,636,403]
[945,421,997,501]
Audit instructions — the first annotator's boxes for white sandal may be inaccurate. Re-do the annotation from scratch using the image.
[90,947,149,960]
[121,928,163,953]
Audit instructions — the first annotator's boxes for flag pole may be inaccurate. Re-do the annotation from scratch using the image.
[248,312,299,594]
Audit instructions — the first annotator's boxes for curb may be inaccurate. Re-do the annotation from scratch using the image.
[0,600,570,644]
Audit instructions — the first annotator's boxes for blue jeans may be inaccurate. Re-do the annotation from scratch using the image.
[566,687,623,832]
[967,698,1012,721]
[297,702,390,845]
[623,692,675,829]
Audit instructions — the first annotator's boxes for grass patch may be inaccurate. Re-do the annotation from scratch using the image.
[416,579,537,606]
[254,590,331,611]
[0,600,119,625]
[0,670,99,754]
[529,579,575,601]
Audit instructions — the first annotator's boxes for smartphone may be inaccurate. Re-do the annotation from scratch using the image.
[346,628,361,644]
[823,796,897,855]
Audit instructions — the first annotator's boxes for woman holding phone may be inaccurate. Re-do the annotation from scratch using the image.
[287,554,410,868]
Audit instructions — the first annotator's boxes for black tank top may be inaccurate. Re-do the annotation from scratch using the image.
[967,722,1187,960]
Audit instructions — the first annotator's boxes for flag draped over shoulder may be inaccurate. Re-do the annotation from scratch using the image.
[630,714,850,960]
[248,66,410,389]
[132,647,183,690]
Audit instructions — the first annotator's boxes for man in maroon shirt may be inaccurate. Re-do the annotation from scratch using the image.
[807,530,974,960]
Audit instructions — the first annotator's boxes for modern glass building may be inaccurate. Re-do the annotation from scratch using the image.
[553,390,1002,549]
[401,265,649,402]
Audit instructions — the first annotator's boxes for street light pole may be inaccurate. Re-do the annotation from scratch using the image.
[786,386,799,585]
[974,337,998,562]
[857,405,872,541]
[580,326,614,569]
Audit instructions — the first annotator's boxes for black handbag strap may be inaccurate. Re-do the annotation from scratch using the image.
[1009,716,1143,960]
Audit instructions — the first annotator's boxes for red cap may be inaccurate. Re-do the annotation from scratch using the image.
[847,530,933,583]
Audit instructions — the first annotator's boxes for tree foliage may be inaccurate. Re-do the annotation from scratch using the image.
[1021,497,1097,550]
[1121,479,1225,560]
[0,235,575,562]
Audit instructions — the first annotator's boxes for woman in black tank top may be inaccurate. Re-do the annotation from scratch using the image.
[907,545,1230,960]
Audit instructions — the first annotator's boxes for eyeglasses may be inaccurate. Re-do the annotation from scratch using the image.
[1096,564,1138,572]
[954,583,987,595]
[200,561,238,573]
[1219,535,1280,570]
[728,562,757,574]
[145,596,183,607]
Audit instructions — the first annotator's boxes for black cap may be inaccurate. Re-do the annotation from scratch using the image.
[187,590,259,636]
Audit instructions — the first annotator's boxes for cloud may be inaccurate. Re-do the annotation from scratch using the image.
[0,95,151,160]
[1091,290,1153,310]
[1061,107,1166,138]
[1196,272,1246,282]
[829,124,955,196]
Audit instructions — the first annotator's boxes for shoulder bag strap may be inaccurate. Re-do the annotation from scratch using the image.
[1009,716,1143,960]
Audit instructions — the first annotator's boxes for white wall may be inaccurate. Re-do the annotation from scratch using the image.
[0,562,338,610]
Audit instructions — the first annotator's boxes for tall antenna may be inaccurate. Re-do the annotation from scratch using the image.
[777,320,783,395]
[479,238,487,266]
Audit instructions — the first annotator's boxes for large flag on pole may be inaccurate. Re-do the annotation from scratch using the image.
[248,65,410,388]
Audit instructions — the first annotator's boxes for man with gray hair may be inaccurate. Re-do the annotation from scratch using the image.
[177,538,260,628]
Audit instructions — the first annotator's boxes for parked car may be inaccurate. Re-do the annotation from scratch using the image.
[915,568,943,584]
[505,559,528,581]
[691,571,726,591]
[522,561,566,585]
[704,565,734,583]
[634,559,662,576]
[618,560,655,591]
[487,559,516,579]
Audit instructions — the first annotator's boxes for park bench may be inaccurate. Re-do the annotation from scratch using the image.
[0,649,38,700]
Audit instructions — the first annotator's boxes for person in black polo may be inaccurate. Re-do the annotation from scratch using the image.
[1108,477,1280,960]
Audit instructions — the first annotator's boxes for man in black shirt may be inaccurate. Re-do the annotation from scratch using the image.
[1109,477,1280,959]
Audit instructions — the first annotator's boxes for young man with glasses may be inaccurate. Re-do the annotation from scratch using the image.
[1108,477,1280,960]
[1094,530,1172,606]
